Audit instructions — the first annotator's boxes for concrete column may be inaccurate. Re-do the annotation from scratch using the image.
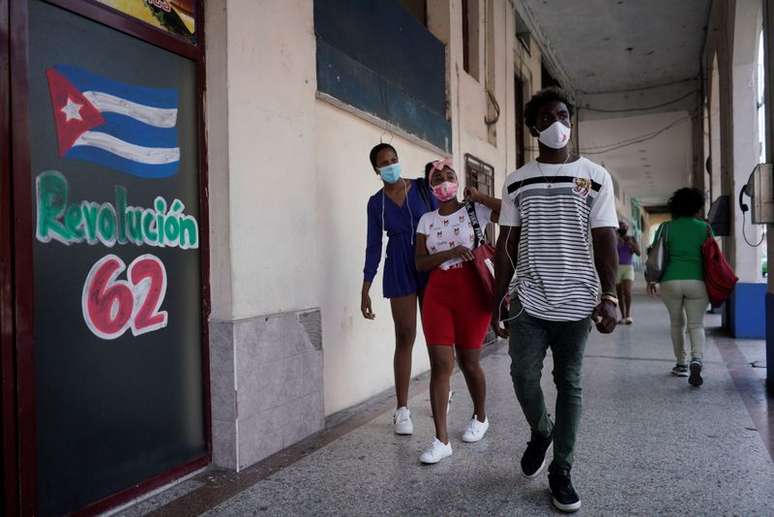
[692,98,706,195]
[205,0,232,322]
[724,0,768,339]
[205,0,324,471]
[765,0,774,394]
[732,0,765,283]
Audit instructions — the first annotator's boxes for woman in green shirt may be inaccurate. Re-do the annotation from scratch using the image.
[647,188,711,387]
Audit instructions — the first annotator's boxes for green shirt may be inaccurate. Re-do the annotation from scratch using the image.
[657,217,712,282]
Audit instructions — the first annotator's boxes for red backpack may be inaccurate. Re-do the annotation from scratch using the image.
[701,227,738,306]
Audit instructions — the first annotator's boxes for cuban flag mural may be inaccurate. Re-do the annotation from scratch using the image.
[45,65,180,179]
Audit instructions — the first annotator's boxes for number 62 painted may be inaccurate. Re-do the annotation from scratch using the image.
[81,253,169,340]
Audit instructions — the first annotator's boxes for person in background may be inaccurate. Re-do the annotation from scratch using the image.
[647,188,711,387]
[414,159,501,464]
[361,143,436,435]
[616,220,641,324]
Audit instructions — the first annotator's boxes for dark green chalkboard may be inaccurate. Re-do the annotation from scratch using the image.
[315,0,452,152]
[28,1,205,514]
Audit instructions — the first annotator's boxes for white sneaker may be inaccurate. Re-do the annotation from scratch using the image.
[419,437,453,464]
[462,415,490,443]
[393,407,413,435]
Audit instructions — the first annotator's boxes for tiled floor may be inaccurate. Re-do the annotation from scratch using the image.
[118,294,774,516]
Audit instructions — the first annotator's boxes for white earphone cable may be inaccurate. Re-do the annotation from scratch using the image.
[496,223,524,325]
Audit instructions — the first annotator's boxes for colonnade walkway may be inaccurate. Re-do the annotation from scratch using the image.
[120,293,774,516]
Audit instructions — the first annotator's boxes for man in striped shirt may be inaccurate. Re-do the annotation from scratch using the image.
[492,87,619,513]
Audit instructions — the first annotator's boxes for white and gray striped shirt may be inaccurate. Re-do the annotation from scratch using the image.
[500,157,618,322]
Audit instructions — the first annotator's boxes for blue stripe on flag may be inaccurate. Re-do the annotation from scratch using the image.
[98,113,178,148]
[67,146,180,179]
[55,64,178,109]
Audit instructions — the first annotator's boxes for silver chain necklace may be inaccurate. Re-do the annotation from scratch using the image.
[536,152,572,188]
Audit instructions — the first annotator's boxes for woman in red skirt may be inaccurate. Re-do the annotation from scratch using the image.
[415,159,501,464]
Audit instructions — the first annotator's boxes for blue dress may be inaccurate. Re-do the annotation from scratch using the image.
[364,179,437,298]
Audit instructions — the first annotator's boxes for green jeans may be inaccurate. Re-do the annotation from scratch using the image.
[508,302,591,471]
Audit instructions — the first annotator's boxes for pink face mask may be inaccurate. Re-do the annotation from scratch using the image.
[432,181,458,202]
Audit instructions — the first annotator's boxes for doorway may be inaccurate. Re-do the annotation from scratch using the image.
[4,1,211,514]
[515,75,526,168]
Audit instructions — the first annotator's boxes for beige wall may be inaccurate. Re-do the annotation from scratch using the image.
[220,0,321,321]
[452,0,515,199]
[315,102,439,414]
[208,0,555,416]
[208,0,324,321]
[320,0,532,413]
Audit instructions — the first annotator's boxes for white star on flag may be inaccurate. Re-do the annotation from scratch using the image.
[61,97,83,122]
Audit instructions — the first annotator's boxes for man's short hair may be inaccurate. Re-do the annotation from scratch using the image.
[524,87,575,128]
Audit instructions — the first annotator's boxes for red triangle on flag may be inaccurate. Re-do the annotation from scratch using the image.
[45,67,105,156]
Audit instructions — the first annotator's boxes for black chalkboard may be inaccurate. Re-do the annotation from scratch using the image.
[28,1,206,514]
[315,0,451,151]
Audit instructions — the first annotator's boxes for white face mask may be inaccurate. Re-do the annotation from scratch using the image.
[537,121,571,149]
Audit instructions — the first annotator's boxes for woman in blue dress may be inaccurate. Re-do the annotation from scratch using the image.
[361,143,436,435]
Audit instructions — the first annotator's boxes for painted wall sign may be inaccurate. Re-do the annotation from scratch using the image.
[95,0,196,42]
[46,64,181,178]
[82,254,168,339]
[29,2,205,513]
[36,170,199,249]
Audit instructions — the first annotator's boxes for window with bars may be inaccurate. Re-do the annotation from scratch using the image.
[464,154,496,244]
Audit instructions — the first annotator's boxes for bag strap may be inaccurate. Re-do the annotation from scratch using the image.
[465,201,485,248]
[659,221,669,245]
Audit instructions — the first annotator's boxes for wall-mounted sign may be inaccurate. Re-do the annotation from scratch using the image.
[28,1,205,514]
[95,0,196,42]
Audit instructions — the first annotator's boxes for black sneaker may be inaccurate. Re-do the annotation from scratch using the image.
[689,361,703,387]
[548,468,581,513]
[671,364,689,377]
[521,430,552,478]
